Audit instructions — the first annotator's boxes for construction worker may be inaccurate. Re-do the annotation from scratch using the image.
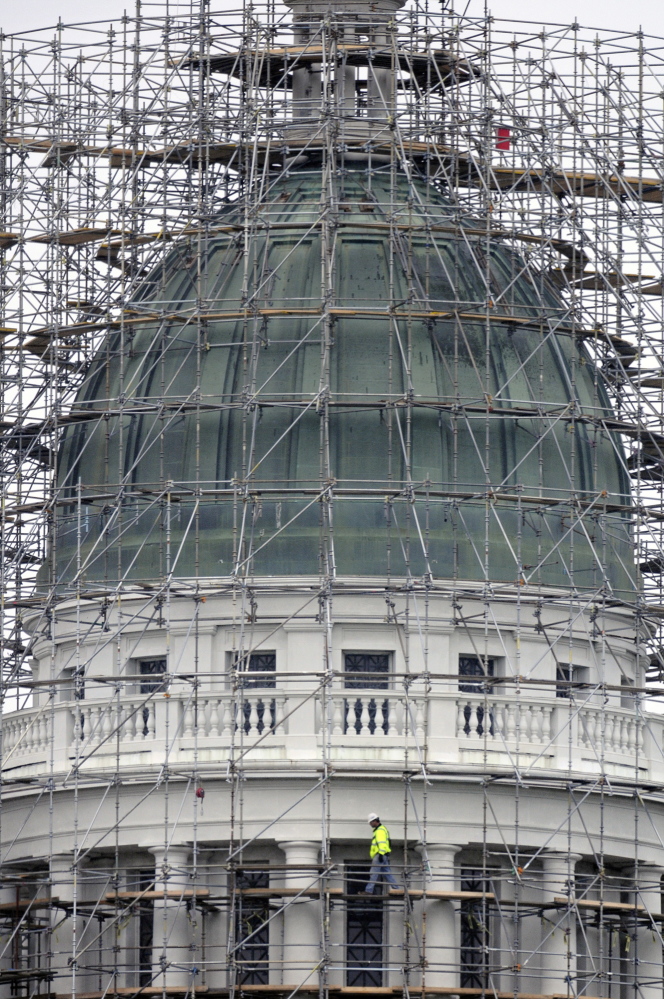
[363,813,400,894]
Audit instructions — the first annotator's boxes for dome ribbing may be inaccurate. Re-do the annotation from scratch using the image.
[52,167,631,592]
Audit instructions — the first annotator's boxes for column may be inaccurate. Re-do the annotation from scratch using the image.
[278,841,321,987]
[539,852,580,995]
[418,843,461,989]
[149,846,193,989]
[201,851,227,988]
[633,863,663,999]
[49,853,85,996]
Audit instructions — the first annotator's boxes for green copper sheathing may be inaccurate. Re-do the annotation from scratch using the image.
[51,167,632,594]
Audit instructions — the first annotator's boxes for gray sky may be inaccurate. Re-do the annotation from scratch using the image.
[2,0,663,36]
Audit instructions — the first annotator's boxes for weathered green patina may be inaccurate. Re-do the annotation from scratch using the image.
[51,167,632,593]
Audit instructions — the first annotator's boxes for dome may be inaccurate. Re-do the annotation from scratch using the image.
[52,166,633,593]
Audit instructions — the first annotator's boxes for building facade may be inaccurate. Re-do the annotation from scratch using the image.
[1,2,664,997]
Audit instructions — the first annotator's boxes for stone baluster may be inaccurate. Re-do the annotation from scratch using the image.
[344,698,352,734]
[601,711,612,753]
[182,702,195,739]
[221,698,232,737]
[89,705,102,746]
[145,703,156,739]
[39,712,49,753]
[25,716,36,755]
[278,841,320,987]
[492,702,503,737]
[468,702,479,737]
[360,699,371,735]
[149,845,194,989]
[248,699,259,736]
[77,706,88,747]
[532,705,543,743]
[620,715,629,753]
[417,843,461,989]
[506,703,517,740]
[541,705,552,743]
[332,696,343,736]
[415,699,426,742]
[70,706,82,748]
[274,696,286,735]
[208,698,220,737]
[539,851,580,994]
[3,719,12,758]
[456,701,466,737]
[101,704,113,744]
[125,702,138,742]
[387,695,398,736]
[628,717,637,753]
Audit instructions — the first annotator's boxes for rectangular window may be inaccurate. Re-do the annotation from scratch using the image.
[234,652,276,689]
[556,664,589,699]
[458,655,494,693]
[460,869,491,989]
[234,869,269,985]
[346,864,383,986]
[139,658,167,693]
[137,869,154,987]
[60,666,85,702]
[231,653,277,735]
[138,659,167,737]
[620,676,635,708]
[344,653,390,735]
[344,652,390,689]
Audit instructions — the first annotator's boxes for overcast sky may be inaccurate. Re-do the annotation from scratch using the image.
[2,0,663,36]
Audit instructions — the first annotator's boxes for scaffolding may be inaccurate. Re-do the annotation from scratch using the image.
[2,2,664,998]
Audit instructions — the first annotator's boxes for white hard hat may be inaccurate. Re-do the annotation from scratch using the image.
[368,812,379,823]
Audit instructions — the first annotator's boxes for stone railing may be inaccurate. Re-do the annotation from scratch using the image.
[455,691,649,768]
[1,688,661,778]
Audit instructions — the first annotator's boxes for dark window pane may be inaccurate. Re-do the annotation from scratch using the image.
[458,656,494,693]
[344,653,390,690]
[460,869,491,989]
[234,869,269,985]
[139,658,167,693]
[346,865,383,986]
[139,659,167,736]
[137,869,154,987]
[236,652,276,689]
[556,664,571,698]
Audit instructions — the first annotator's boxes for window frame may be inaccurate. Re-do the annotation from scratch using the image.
[343,651,391,690]
[556,663,590,699]
[136,657,168,694]
[230,651,277,690]
[458,655,495,693]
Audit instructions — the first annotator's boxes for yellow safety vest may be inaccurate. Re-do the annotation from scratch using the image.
[370,824,391,858]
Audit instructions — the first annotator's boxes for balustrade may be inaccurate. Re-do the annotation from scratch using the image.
[3,709,49,758]
[327,690,426,739]
[456,694,646,757]
[0,689,656,773]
